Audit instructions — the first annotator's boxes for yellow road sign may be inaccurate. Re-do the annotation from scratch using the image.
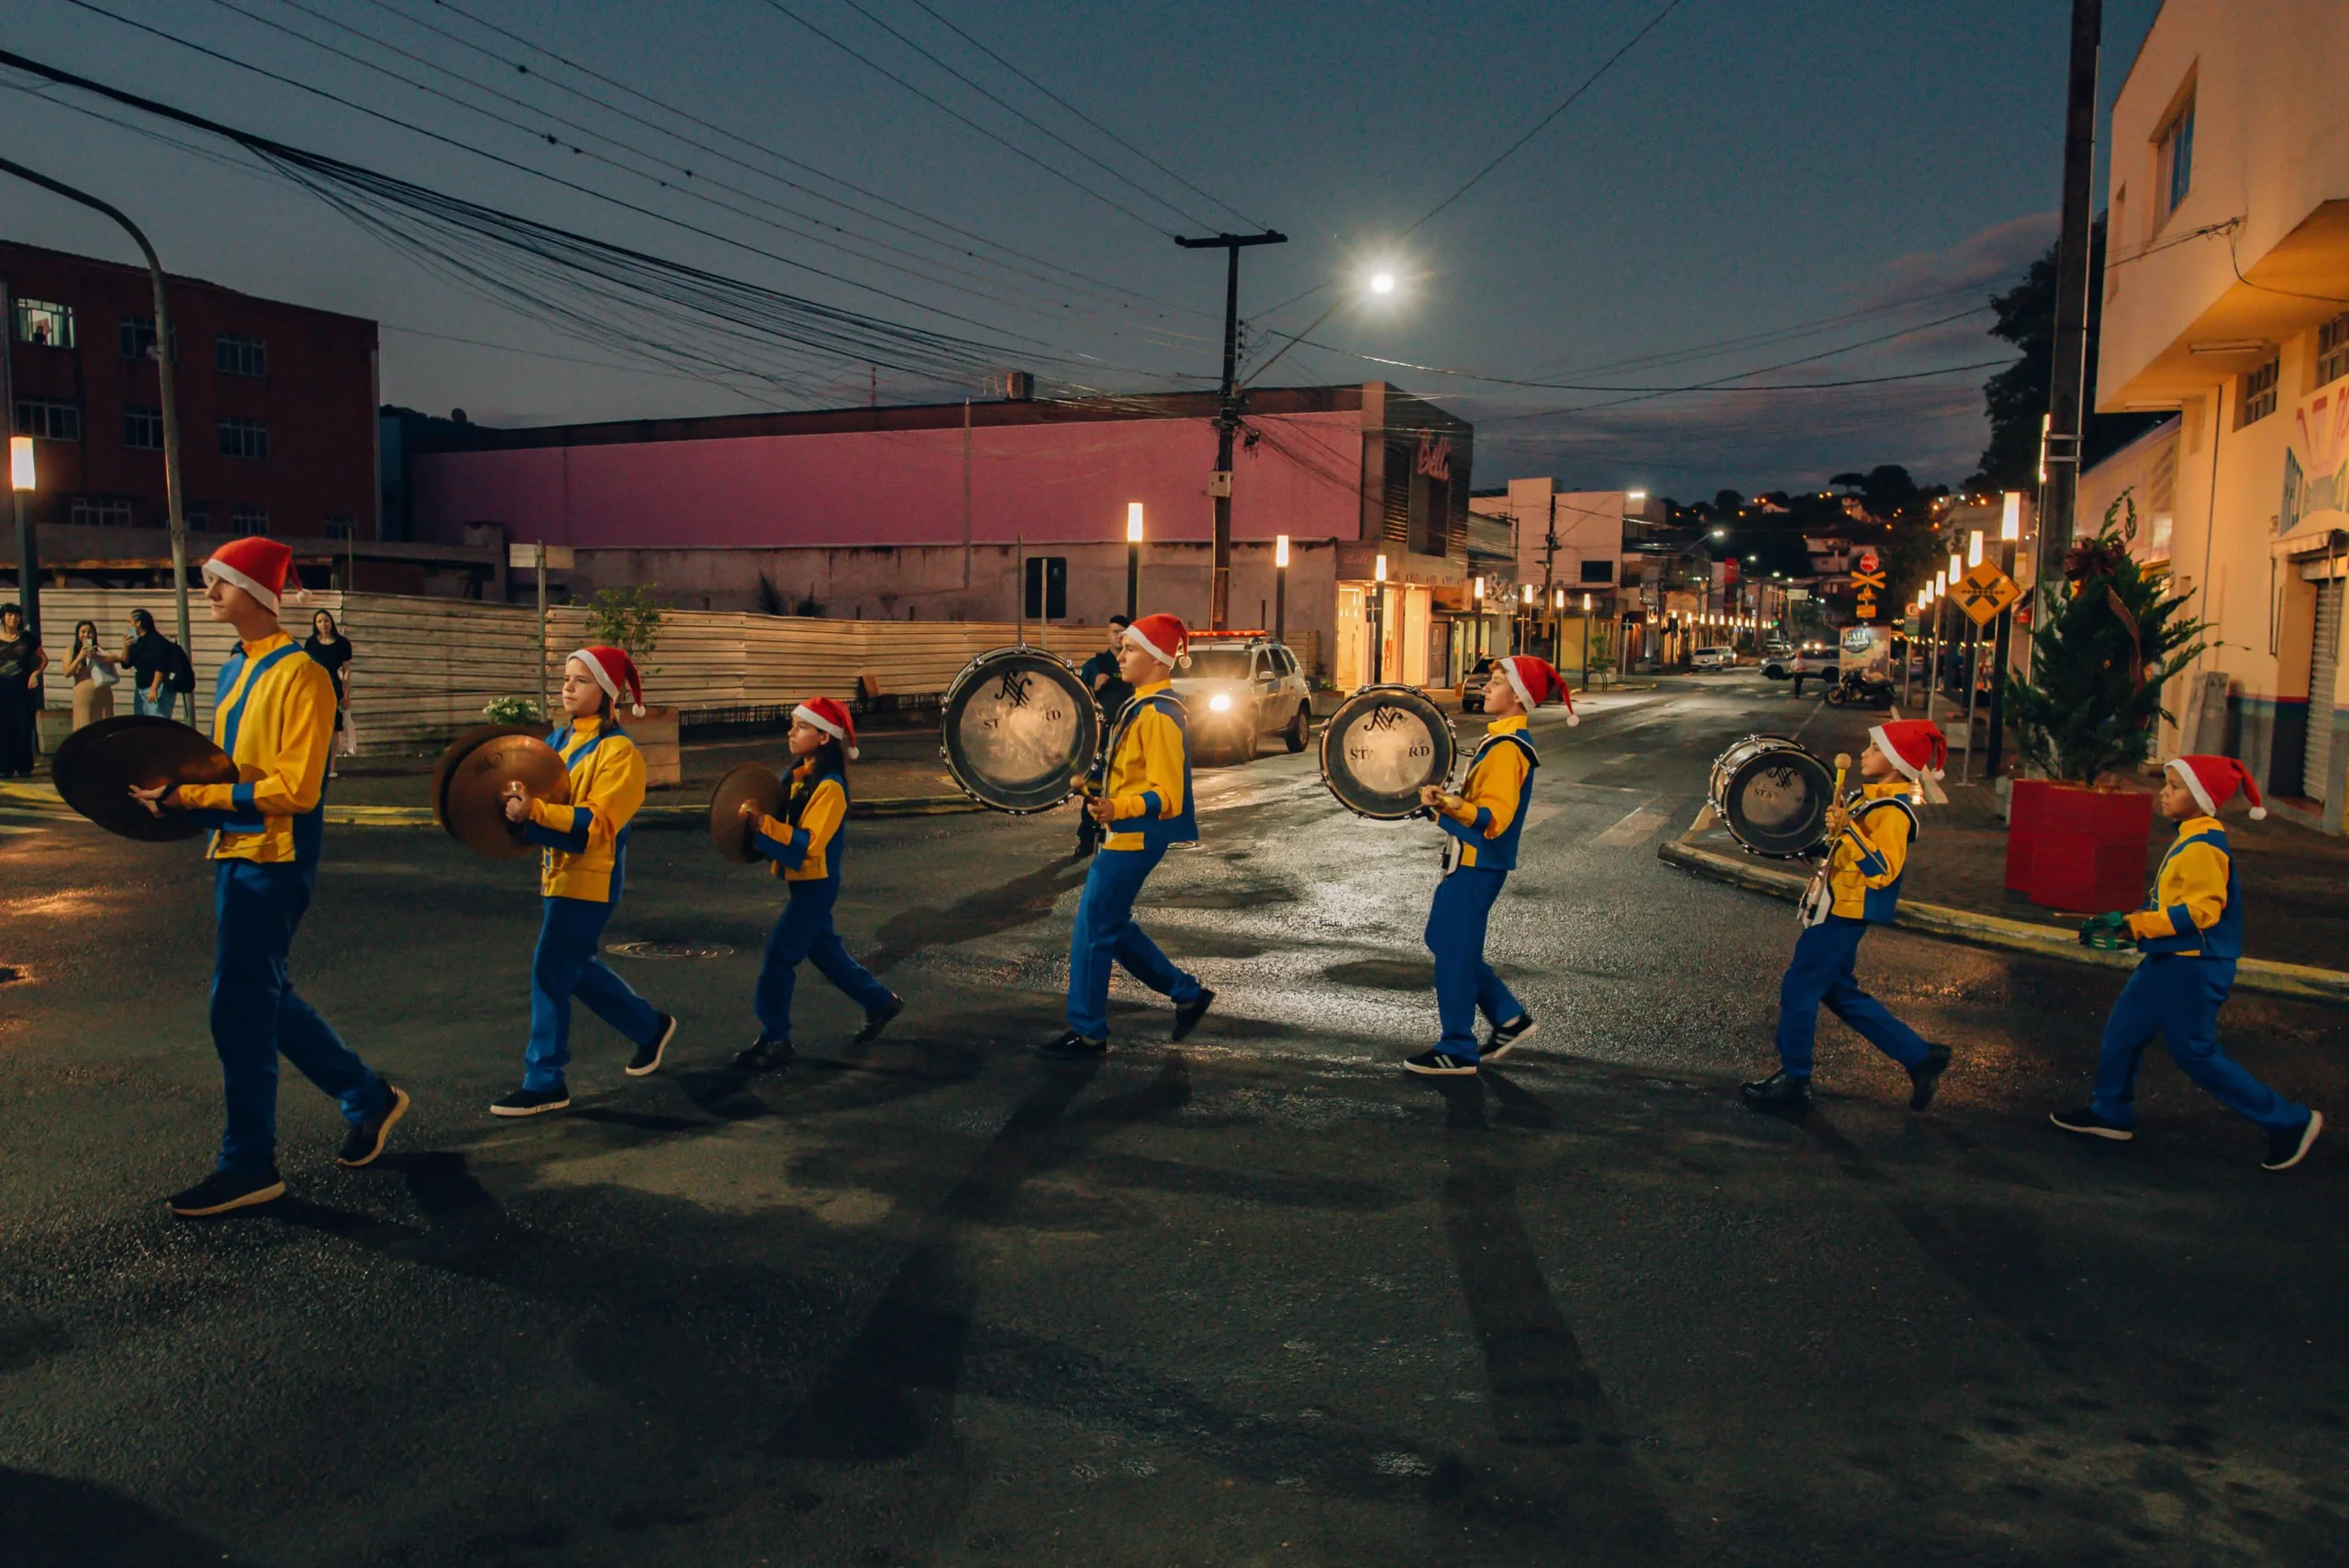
[1956,562,2020,627]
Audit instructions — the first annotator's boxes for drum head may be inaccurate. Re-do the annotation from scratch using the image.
[1320,685,1455,819]
[1722,742,1834,857]
[709,762,785,865]
[940,647,1101,813]
[439,730,572,859]
[50,715,239,842]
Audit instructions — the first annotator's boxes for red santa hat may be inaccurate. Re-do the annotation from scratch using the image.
[2166,754,2266,819]
[201,536,304,612]
[1497,655,1578,726]
[1868,718,1949,805]
[1122,612,1190,669]
[793,695,859,760]
[568,645,645,717]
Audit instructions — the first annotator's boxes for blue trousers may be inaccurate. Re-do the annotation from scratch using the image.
[210,860,384,1174]
[755,880,894,1040]
[2091,957,2307,1133]
[1425,867,1526,1058]
[1066,846,1200,1040]
[525,896,662,1091]
[1775,916,1931,1076]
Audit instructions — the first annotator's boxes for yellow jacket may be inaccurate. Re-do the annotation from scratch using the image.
[1440,714,1532,871]
[1093,679,1191,851]
[2126,815,2236,957]
[522,716,643,903]
[751,761,848,883]
[177,631,334,867]
[1820,780,1918,922]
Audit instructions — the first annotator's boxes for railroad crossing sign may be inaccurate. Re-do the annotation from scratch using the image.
[1956,561,2021,627]
[1849,548,1887,621]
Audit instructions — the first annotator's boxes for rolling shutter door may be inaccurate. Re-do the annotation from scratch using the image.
[2307,580,2342,803]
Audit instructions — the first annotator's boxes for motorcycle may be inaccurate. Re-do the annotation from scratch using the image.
[1822,670,1896,708]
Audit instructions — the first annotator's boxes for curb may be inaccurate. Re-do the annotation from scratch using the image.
[1657,834,2349,1009]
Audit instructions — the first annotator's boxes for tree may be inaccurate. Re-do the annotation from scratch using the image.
[1713,488,1743,516]
[586,584,667,658]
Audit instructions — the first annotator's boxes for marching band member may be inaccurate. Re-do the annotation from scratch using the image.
[1046,612,1212,1060]
[731,696,902,1072]
[1405,655,1573,1075]
[1741,718,1953,1113]
[132,538,408,1216]
[2052,757,2323,1169]
[490,646,676,1117]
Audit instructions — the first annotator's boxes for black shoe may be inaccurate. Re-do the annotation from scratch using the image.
[337,1081,410,1168]
[853,994,905,1044]
[168,1167,286,1218]
[490,1084,572,1118]
[733,1036,794,1073]
[1041,1030,1108,1062]
[1907,1045,1952,1112]
[1171,989,1215,1042]
[1404,1049,1479,1076]
[2263,1109,2324,1171]
[1740,1070,1810,1111]
[1483,1014,1538,1062]
[626,1014,677,1077]
[2049,1105,2132,1140]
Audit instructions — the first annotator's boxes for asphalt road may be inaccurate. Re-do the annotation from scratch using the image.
[4,672,2345,1567]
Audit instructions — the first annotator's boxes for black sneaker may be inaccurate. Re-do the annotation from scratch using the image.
[2263,1109,2324,1171]
[626,1014,677,1077]
[1171,989,1215,1042]
[1740,1070,1810,1111]
[1907,1045,1952,1112]
[1041,1030,1108,1062]
[168,1167,286,1218]
[853,994,905,1044]
[490,1084,572,1118]
[337,1081,410,1168]
[1404,1049,1479,1076]
[2049,1106,2132,1140]
[733,1036,794,1073]
[1483,1014,1538,1062]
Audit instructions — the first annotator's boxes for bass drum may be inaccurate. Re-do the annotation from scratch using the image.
[1319,684,1457,820]
[940,646,1103,814]
[1709,734,1836,858]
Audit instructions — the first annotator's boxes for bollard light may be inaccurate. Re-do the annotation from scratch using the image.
[8,436,31,492]
[1126,502,1143,544]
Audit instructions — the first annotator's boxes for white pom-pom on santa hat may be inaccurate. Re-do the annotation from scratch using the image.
[1498,655,1577,721]
[793,696,860,760]
[2166,754,2266,818]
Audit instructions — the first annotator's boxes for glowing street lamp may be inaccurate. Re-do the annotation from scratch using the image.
[1273,532,1291,646]
[1124,502,1143,618]
[1968,529,1985,569]
[1370,552,1389,685]
[9,436,32,647]
[2000,491,2022,541]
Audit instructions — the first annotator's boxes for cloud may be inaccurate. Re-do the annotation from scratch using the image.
[1848,212,2058,312]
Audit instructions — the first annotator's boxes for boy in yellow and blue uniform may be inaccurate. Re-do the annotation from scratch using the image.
[1405,655,1574,1075]
[731,696,902,1073]
[2054,755,2323,1171]
[491,646,675,1117]
[1045,612,1211,1060]
[1741,719,1953,1113]
[133,538,406,1218]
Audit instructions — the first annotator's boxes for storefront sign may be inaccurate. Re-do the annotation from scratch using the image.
[1414,433,1453,482]
[2282,386,2349,539]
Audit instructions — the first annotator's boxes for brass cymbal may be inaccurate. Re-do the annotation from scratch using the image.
[431,723,543,827]
[50,715,240,842]
[709,762,785,865]
[438,729,571,860]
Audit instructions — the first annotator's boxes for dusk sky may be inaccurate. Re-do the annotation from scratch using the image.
[2,0,2164,500]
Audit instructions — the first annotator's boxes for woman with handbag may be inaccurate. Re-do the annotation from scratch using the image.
[67,618,122,730]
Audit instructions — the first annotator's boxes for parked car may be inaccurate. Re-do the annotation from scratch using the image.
[1171,635,1315,764]
[1763,642,1838,682]
[1458,654,1497,712]
[1690,645,1737,671]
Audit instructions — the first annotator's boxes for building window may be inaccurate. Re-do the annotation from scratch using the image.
[2157,95,2195,221]
[218,417,269,460]
[2319,313,2349,388]
[123,405,164,450]
[216,334,268,378]
[184,506,210,532]
[321,514,357,539]
[15,398,81,440]
[11,298,74,348]
[118,316,174,361]
[70,496,134,528]
[229,506,270,536]
[1578,559,1616,584]
[2239,358,2279,428]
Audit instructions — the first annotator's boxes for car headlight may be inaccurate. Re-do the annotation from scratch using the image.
[1208,692,1232,713]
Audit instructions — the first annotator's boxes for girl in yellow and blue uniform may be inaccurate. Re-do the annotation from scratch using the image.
[1741,719,1953,1113]
[2053,754,2323,1171]
[731,696,902,1073]
[133,538,408,1218]
[491,645,675,1117]
[1045,612,1211,1060]
[1406,655,1573,1074]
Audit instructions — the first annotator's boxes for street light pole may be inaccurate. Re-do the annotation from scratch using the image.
[1125,502,1142,620]
[1174,229,1287,631]
[1274,533,1289,648]
[0,156,195,721]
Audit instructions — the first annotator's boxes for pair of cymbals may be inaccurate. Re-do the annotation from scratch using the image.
[50,715,239,842]
[434,724,571,860]
[709,762,785,864]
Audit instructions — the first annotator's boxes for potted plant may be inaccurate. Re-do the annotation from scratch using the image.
[2003,493,2207,911]
[586,585,680,787]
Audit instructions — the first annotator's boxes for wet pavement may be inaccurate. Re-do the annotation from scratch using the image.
[4,672,2345,1566]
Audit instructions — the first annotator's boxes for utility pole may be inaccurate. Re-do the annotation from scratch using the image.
[1,274,28,648]
[2037,0,2103,591]
[1542,491,1559,661]
[1174,229,1286,631]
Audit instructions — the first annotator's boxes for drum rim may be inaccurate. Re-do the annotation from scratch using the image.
[938,643,1103,814]
[1319,684,1457,820]
[1716,740,1834,858]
